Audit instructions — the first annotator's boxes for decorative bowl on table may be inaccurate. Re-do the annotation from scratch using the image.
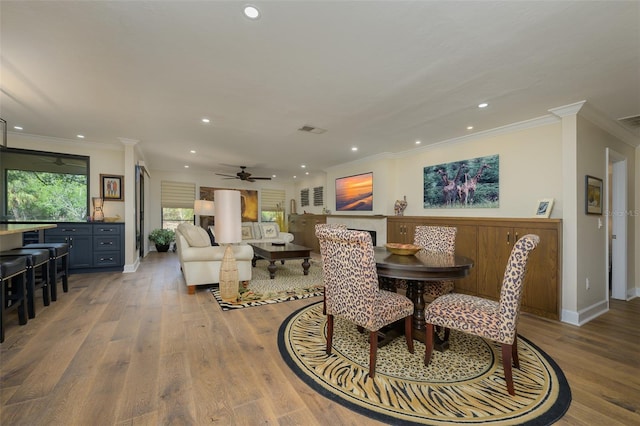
[385,243,421,256]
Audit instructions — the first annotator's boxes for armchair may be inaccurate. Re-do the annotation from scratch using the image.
[175,223,254,294]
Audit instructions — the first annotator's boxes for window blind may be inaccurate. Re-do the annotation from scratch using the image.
[313,186,324,206]
[300,188,309,207]
[261,189,285,211]
[161,180,195,208]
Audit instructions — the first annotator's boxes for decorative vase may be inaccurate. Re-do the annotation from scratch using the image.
[394,196,407,216]
[219,245,239,302]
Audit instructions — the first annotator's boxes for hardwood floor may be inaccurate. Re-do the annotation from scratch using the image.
[1,252,639,425]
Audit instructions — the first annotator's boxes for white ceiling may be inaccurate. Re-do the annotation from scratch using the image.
[1,1,639,182]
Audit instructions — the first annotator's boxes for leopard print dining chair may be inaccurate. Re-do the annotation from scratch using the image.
[315,223,347,315]
[316,226,415,379]
[413,225,457,301]
[423,234,540,396]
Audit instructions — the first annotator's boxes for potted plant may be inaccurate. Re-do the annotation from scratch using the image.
[148,228,175,252]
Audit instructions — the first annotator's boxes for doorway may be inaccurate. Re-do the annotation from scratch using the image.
[135,164,145,258]
[606,148,627,300]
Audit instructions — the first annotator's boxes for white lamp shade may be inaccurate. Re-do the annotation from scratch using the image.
[193,199,215,216]
[214,190,242,243]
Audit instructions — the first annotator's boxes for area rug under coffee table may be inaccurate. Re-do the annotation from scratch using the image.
[279,302,571,425]
[210,259,323,310]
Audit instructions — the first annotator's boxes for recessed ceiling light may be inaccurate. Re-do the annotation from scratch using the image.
[415,140,421,145]
[467,126,474,130]
[243,5,260,19]
[13,126,23,130]
[478,102,489,108]
[272,174,276,178]
[201,118,210,123]
[77,134,85,139]
[305,172,309,175]
[184,165,189,168]
[301,164,306,168]
[293,175,297,179]
[351,147,358,151]
[190,150,196,154]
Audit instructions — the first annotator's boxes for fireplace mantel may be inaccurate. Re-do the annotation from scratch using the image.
[326,215,387,246]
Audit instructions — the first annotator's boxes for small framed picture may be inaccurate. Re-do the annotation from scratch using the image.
[534,198,554,218]
[585,175,603,215]
[100,174,124,201]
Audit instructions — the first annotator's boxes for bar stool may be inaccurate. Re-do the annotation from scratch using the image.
[1,248,51,319]
[23,243,69,301]
[1,256,29,343]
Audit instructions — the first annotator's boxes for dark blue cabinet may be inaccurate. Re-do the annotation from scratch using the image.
[45,222,124,273]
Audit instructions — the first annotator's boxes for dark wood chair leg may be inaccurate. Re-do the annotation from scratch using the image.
[40,261,51,306]
[60,255,69,292]
[15,273,28,326]
[25,265,36,319]
[424,323,434,365]
[512,334,520,369]
[404,316,414,353]
[502,343,515,396]
[326,314,334,355]
[49,257,58,301]
[369,330,378,378]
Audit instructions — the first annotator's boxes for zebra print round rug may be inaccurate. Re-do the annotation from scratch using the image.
[278,302,570,425]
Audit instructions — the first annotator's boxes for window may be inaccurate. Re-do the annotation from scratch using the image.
[260,188,285,230]
[1,147,89,221]
[161,180,195,230]
[313,186,324,206]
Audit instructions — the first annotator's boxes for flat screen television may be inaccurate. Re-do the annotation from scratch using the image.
[335,172,373,211]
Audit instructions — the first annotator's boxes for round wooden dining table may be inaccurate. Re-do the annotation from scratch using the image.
[373,247,474,349]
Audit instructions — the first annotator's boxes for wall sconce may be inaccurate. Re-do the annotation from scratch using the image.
[92,197,104,222]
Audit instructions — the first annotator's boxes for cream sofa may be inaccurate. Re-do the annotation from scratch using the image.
[175,223,254,294]
[240,222,294,245]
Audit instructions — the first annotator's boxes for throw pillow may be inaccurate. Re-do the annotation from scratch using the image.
[206,226,219,246]
[178,223,211,247]
[241,223,254,240]
[259,223,279,239]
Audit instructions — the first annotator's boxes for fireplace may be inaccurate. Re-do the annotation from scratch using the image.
[326,216,387,246]
[349,229,377,246]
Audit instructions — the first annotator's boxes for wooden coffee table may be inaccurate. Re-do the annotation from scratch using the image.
[249,242,312,279]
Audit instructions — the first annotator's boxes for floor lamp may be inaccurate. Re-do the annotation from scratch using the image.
[214,190,242,302]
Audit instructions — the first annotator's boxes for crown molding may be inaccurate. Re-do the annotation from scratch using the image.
[548,100,586,118]
[579,103,640,148]
[402,113,560,156]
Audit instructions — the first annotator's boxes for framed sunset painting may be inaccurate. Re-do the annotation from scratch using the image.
[335,172,373,211]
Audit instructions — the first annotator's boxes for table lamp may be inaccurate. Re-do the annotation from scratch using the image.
[214,190,242,301]
[193,199,215,228]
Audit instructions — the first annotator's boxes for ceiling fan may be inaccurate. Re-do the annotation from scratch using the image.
[215,166,271,182]
[39,156,84,168]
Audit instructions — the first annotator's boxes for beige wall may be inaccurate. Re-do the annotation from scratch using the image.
[295,114,638,325]
[7,133,126,219]
[7,110,639,324]
[146,169,296,237]
[576,117,637,309]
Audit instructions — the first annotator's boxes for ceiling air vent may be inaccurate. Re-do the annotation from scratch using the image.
[618,115,640,129]
[298,125,327,134]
